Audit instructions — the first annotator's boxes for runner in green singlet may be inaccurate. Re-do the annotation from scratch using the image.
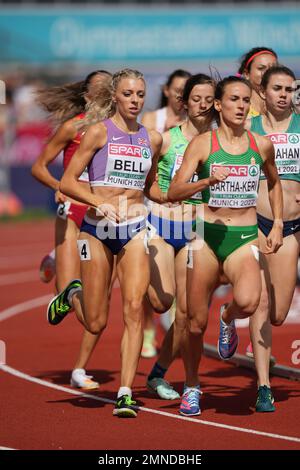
[246,65,300,412]
[146,74,217,410]
[168,76,283,415]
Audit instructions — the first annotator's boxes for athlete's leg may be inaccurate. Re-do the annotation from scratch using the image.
[184,240,220,387]
[141,298,157,359]
[75,232,114,335]
[222,243,261,323]
[268,232,300,326]
[250,232,300,388]
[117,233,150,389]
[147,237,176,313]
[154,246,188,369]
[55,216,80,292]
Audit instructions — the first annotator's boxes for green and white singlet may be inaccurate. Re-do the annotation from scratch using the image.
[157,126,202,205]
[251,113,300,182]
[198,129,264,208]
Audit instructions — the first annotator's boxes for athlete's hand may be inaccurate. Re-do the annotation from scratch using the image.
[55,190,67,204]
[209,166,230,185]
[263,226,283,254]
[96,203,120,223]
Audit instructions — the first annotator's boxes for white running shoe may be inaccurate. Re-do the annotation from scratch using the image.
[70,368,99,390]
[147,377,180,400]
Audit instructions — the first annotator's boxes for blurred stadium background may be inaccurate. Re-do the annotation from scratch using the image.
[0,0,299,214]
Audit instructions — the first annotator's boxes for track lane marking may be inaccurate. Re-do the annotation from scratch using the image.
[1,364,300,444]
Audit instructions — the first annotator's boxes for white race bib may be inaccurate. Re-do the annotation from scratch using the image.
[209,164,260,208]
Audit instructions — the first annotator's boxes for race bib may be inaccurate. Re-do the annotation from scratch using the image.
[57,200,71,220]
[171,154,202,201]
[262,133,300,176]
[102,143,152,190]
[209,164,260,208]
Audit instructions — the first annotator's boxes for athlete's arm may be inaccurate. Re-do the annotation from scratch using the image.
[167,133,228,202]
[31,119,77,200]
[259,134,283,254]
[60,123,106,209]
[144,130,167,203]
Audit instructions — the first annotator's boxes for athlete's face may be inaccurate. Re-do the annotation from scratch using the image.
[263,73,295,114]
[164,76,188,113]
[114,78,146,119]
[186,83,215,122]
[215,82,251,127]
[245,53,277,89]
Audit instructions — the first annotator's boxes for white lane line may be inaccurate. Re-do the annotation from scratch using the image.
[1,364,300,444]
[0,295,51,322]
[0,270,38,286]
[0,446,16,450]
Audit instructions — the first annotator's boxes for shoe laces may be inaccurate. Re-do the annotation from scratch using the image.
[119,395,136,407]
[221,321,235,344]
[257,385,273,403]
[182,388,200,406]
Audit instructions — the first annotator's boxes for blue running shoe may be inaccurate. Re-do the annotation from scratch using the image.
[179,386,201,416]
[217,304,238,360]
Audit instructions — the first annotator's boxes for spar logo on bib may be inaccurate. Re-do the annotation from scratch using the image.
[142,148,151,159]
[289,134,300,144]
[212,164,249,177]
[109,143,150,158]
[269,133,287,144]
[249,165,259,177]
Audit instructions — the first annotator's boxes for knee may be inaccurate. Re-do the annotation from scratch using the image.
[85,317,107,335]
[124,297,144,326]
[189,315,208,336]
[174,309,187,332]
[148,294,174,314]
[236,294,260,318]
[271,317,285,327]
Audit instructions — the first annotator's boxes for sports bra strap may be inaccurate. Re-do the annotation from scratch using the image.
[210,129,220,154]
[247,130,259,153]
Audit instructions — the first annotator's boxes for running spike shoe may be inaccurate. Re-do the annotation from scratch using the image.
[179,386,201,416]
[218,304,238,360]
[47,279,82,325]
[255,385,275,412]
[147,377,180,400]
[70,368,99,390]
[113,395,137,418]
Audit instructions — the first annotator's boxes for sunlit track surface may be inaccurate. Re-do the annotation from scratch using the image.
[0,220,300,450]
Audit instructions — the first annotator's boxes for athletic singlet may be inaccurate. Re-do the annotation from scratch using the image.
[157,126,202,205]
[198,129,263,208]
[63,113,89,182]
[250,113,300,182]
[155,107,167,133]
[88,118,152,191]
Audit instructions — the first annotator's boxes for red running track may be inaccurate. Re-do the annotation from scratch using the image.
[0,220,300,450]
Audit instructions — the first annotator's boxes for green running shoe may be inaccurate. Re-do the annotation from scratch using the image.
[47,279,82,325]
[255,385,275,412]
[113,395,137,418]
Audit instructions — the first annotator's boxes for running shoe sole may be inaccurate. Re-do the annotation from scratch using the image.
[113,408,137,418]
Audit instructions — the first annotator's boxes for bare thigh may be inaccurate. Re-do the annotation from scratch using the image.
[55,216,80,291]
[260,231,300,325]
[147,236,176,312]
[78,232,114,332]
[187,239,220,333]
[223,242,261,316]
